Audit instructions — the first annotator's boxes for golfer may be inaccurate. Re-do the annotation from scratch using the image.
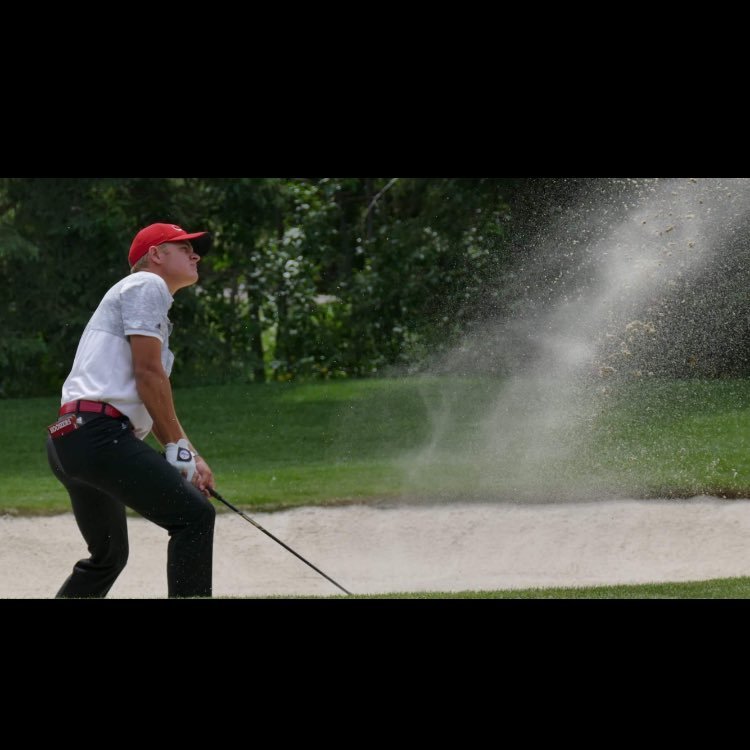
[46,223,217,598]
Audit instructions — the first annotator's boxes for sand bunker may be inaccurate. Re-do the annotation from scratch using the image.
[2,497,750,598]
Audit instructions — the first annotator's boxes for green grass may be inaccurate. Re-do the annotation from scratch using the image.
[583,378,750,497]
[225,576,750,598]
[0,376,499,513]
[5,375,750,516]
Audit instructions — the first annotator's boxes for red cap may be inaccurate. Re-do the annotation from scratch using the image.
[128,223,211,267]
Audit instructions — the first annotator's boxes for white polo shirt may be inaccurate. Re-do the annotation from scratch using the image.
[61,272,175,439]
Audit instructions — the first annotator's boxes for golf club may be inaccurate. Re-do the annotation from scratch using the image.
[208,487,352,596]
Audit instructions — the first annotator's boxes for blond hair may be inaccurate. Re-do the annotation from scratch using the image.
[130,254,151,273]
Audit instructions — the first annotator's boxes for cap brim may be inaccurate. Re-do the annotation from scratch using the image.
[170,231,211,257]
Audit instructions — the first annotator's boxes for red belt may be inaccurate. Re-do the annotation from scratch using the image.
[59,400,125,419]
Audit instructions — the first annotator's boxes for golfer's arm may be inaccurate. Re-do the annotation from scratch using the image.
[130,334,185,446]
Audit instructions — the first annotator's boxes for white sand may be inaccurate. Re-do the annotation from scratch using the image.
[3,497,750,598]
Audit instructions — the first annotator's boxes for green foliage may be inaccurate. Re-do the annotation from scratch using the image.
[0,178,134,395]
[0,177,519,396]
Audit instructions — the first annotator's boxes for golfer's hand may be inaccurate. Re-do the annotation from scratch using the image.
[193,456,215,496]
[165,438,197,482]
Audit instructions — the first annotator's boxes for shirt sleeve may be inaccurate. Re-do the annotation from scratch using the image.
[120,275,172,342]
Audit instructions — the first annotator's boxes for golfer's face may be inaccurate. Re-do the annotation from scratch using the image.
[162,241,200,286]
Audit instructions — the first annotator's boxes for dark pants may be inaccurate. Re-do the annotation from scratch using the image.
[46,414,215,598]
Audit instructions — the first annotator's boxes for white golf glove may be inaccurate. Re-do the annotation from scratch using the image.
[165,438,197,482]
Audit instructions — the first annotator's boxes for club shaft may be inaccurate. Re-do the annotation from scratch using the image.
[208,488,352,596]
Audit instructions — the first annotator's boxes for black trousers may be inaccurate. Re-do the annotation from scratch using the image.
[46,413,215,598]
